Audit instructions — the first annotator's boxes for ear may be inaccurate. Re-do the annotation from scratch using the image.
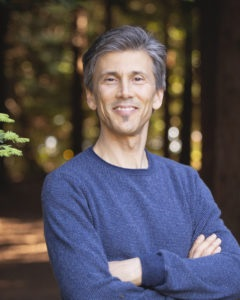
[86,89,97,111]
[152,89,164,110]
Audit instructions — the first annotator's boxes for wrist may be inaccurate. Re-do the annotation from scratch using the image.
[127,257,142,286]
[109,257,142,286]
[140,253,165,287]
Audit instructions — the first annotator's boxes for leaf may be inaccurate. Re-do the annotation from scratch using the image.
[0,145,23,157]
[0,113,15,123]
[3,131,30,143]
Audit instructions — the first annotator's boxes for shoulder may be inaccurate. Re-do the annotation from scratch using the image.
[50,147,92,175]
[149,151,197,177]
[149,153,217,218]
[42,148,94,192]
[148,152,204,195]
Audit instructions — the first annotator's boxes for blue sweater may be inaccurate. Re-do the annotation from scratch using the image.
[42,147,240,300]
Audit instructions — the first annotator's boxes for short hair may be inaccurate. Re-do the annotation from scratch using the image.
[82,25,166,91]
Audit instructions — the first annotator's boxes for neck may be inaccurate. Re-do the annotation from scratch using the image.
[93,132,148,169]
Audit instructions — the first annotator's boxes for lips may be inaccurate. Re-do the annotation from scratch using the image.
[114,106,137,111]
[113,105,138,117]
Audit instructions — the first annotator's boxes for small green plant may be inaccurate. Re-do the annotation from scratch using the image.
[0,113,29,157]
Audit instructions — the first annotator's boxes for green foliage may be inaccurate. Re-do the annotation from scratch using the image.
[0,113,14,123]
[0,113,29,157]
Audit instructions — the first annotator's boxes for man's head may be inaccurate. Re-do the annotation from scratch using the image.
[83,25,166,92]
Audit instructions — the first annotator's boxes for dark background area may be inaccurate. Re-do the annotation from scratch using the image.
[0,0,240,299]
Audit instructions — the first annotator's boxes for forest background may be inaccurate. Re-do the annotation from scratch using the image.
[0,0,240,299]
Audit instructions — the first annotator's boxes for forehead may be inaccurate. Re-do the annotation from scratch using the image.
[95,50,154,74]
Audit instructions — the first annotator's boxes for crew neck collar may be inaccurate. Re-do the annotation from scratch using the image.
[87,146,154,175]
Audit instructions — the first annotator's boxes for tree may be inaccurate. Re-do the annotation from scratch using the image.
[71,7,88,154]
[199,0,240,241]
[179,0,193,165]
[0,2,10,185]
[0,113,29,157]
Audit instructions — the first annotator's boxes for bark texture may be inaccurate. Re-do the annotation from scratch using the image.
[200,0,240,241]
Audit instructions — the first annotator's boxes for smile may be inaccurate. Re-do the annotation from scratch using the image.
[114,106,137,111]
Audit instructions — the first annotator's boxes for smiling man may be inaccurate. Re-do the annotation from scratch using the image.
[42,26,240,299]
[86,49,163,168]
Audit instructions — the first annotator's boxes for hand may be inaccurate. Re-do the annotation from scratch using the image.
[188,234,222,259]
[108,257,142,286]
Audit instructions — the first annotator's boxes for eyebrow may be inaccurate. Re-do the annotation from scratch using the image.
[99,71,117,77]
[99,70,147,78]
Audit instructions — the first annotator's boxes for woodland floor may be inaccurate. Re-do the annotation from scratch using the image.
[0,180,60,300]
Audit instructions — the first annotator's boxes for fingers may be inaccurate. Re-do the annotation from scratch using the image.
[188,234,205,258]
[189,234,222,259]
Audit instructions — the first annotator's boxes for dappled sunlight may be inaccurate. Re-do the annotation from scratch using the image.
[0,218,49,263]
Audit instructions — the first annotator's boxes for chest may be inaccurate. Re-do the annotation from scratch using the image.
[85,174,193,260]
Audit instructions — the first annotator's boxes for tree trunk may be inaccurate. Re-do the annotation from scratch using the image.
[0,4,10,189]
[71,8,88,154]
[104,0,112,30]
[180,1,193,165]
[200,0,240,241]
[162,1,170,158]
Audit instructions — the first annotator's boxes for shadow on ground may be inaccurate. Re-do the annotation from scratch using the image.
[0,179,60,300]
[0,262,60,300]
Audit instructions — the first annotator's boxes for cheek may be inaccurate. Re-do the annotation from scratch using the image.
[137,89,155,106]
[96,99,112,118]
[98,85,116,97]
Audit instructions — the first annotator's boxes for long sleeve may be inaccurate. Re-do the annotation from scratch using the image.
[140,173,240,300]
[42,171,171,300]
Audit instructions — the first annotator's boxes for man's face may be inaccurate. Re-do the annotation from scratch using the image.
[86,50,163,139]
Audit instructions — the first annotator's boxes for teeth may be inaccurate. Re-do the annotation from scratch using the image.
[115,107,135,111]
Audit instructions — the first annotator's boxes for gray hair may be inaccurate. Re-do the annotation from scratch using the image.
[82,25,166,91]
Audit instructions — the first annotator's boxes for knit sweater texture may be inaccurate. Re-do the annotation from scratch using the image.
[42,147,240,300]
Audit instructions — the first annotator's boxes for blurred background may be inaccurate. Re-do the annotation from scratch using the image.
[0,0,240,299]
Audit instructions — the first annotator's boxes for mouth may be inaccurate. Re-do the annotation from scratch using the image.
[113,105,138,117]
[113,106,137,111]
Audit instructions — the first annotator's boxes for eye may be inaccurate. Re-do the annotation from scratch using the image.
[103,76,117,84]
[133,75,144,83]
[133,73,145,83]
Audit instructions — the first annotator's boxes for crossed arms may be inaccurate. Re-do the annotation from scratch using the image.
[109,233,222,286]
[42,169,240,299]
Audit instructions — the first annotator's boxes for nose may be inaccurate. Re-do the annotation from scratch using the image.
[117,78,133,99]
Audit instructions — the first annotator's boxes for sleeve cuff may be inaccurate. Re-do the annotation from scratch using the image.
[140,252,165,287]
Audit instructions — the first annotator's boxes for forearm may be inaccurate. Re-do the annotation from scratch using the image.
[110,250,240,299]
[108,234,221,287]
[149,249,240,299]
[108,257,142,286]
[108,234,240,299]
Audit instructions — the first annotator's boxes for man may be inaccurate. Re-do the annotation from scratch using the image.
[42,26,240,299]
